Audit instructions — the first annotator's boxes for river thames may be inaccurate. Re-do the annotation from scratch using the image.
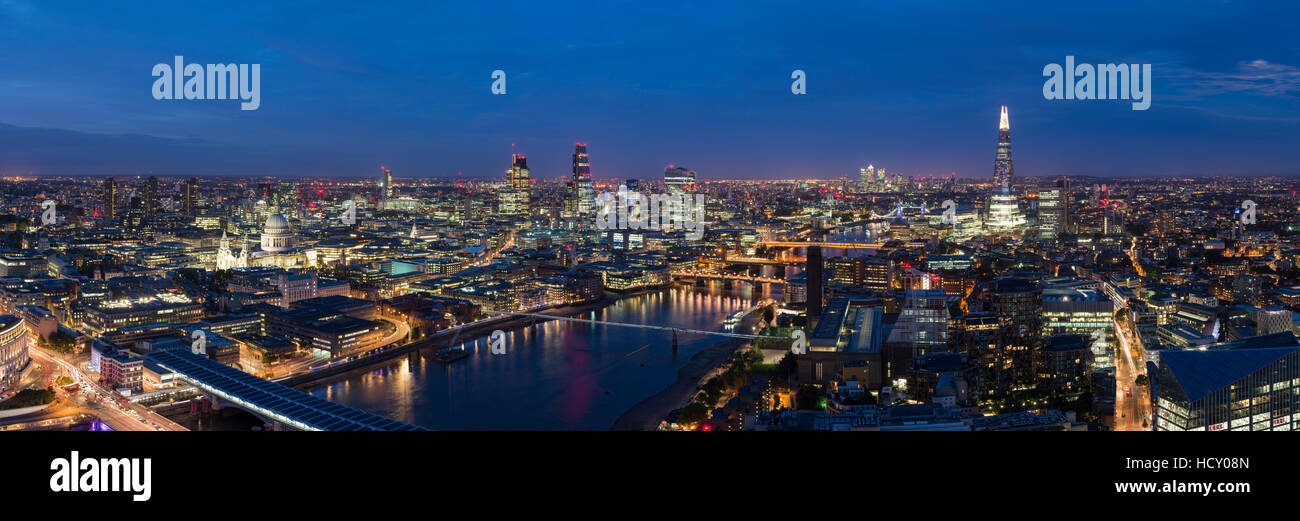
[307,283,778,430]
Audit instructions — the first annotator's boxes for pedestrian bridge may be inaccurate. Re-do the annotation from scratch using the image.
[147,350,425,431]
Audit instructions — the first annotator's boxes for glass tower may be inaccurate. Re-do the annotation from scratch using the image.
[992,105,1013,190]
[570,143,594,216]
[103,177,116,221]
[501,154,531,216]
[664,165,696,194]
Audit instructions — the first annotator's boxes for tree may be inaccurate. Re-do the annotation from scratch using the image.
[774,352,796,390]
[0,388,56,410]
[762,305,775,328]
[1135,374,1149,387]
[701,377,725,405]
[795,385,826,411]
[678,402,710,426]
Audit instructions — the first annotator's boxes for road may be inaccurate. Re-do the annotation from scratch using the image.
[473,231,513,267]
[375,316,411,349]
[274,352,330,377]
[1113,314,1151,431]
[29,347,187,431]
[1127,244,1146,277]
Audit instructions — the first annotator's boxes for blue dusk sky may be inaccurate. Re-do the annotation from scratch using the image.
[0,0,1298,180]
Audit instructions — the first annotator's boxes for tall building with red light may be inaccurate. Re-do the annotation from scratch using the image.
[380,166,393,200]
[664,165,696,194]
[103,177,116,221]
[501,153,531,216]
[992,105,1013,191]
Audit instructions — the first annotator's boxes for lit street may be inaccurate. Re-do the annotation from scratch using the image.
[1113,314,1150,431]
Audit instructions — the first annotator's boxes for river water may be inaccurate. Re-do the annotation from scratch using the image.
[308,283,778,430]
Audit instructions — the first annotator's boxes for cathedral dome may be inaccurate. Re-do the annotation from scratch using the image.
[262,213,293,253]
[265,213,290,235]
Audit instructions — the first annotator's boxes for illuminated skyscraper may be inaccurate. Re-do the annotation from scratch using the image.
[1039,176,1069,240]
[568,143,594,216]
[144,176,159,215]
[380,166,393,200]
[103,177,116,221]
[992,106,1013,190]
[987,106,1025,235]
[501,154,531,216]
[987,188,1026,235]
[885,289,951,358]
[184,177,198,216]
[664,165,696,194]
[859,165,875,192]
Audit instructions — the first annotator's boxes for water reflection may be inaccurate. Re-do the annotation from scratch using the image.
[308,284,765,430]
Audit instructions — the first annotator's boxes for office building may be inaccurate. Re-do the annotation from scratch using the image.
[992,105,1013,189]
[828,256,893,291]
[883,289,950,378]
[1039,176,1069,239]
[103,177,117,221]
[664,165,696,194]
[381,166,393,200]
[144,176,159,215]
[184,177,198,216]
[100,350,143,394]
[567,143,594,216]
[1154,333,1300,431]
[0,316,28,392]
[500,154,531,216]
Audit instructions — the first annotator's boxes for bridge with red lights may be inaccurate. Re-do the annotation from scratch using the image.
[759,241,883,249]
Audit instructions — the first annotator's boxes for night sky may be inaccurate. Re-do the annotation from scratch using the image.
[1,1,1298,180]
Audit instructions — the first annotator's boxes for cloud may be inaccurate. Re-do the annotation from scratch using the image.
[1175,59,1300,97]
[0,122,359,176]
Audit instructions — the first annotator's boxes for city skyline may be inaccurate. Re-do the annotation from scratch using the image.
[4,2,1294,509]
[1,2,1299,179]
